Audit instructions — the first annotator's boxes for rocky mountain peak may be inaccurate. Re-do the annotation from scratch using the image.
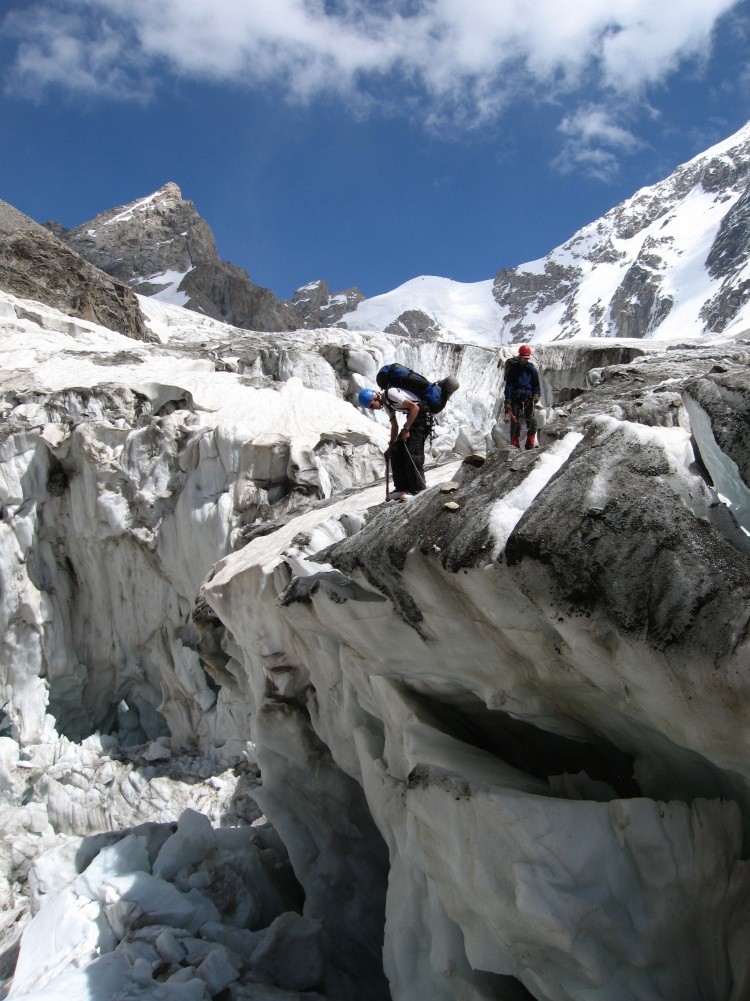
[47,182,220,286]
[48,183,308,332]
[289,279,364,327]
[150,179,182,201]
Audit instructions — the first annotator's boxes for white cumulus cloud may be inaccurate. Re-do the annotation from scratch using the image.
[0,0,744,171]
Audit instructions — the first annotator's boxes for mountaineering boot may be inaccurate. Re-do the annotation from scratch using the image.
[525,434,536,450]
[510,436,520,448]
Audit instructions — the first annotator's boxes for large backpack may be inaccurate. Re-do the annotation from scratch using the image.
[504,357,525,381]
[504,357,537,395]
[376,364,444,413]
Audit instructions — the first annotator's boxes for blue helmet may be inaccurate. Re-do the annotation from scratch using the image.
[358,388,378,408]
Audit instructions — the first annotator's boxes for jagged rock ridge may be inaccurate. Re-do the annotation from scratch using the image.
[288,279,364,327]
[493,120,750,342]
[49,184,363,333]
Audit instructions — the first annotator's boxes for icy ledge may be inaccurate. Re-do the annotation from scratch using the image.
[203,414,750,1001]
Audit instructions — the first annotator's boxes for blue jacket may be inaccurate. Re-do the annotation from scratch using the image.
[504,360,540,400]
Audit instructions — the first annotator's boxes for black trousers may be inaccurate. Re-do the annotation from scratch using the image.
[390,412,429,493]
[509,396,537,440]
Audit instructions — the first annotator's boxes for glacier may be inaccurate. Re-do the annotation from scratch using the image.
[1,272,750,1001]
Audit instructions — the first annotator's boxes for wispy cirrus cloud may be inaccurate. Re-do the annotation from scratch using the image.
[1,0,744,172]
[553,106,645,181]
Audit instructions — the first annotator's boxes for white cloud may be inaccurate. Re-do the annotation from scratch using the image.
[559,108,642,152]
[2,7,150,100]
[0,0,743,148]
[553,107,644,181]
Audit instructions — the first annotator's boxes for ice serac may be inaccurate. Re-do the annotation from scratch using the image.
[202,343,750,1000]
[682,366,750,533]
[0,290,397,756]
[48,183,303,332]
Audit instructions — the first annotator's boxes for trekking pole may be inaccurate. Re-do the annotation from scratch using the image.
[402,437,428,490]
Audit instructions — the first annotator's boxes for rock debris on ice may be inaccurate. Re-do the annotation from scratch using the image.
[2,275,750,1001]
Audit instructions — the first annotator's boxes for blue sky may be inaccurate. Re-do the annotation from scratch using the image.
[1,1,749,300]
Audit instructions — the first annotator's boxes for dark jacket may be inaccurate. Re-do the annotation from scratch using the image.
[504,360,540,400]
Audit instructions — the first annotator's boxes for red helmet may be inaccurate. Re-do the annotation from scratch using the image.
[518,345,532,357]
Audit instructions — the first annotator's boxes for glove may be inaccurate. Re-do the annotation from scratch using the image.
[532,395,540,404]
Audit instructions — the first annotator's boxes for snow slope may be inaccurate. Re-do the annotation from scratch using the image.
[341,275,504,347]
[340,120,750,346]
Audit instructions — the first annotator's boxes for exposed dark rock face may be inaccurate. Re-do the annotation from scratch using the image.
[46,182,215,283]
[700,276,750,335]
[607,240,673,339]
[0,199,148,341]
[492,123,750,340]
[705,183,750,279]
[700,183,750,333]
[493,261,584,342]
[289,280,364,327]
[47,182,303,333]
[179,261,302,331]
[384,309,442,340]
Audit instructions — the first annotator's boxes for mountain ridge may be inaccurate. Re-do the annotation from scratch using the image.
[35,117,750,345]
[342,119,750,344]
[0,197,148,340]
[45,182,364,333]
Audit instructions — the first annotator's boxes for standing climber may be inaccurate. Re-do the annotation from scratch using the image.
[504,345,541,449]
[358,386,430,498]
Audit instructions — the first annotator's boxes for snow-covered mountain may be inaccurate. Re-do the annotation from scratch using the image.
[340,275,504,345]
[340,120,750,344]
[45,120,750,346]
[491,121,750,343]
[47,183,363,333]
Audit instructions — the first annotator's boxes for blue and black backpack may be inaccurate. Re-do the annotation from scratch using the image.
[376,364,447,414]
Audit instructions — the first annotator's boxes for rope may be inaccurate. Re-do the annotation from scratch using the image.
[399,434,428,490]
